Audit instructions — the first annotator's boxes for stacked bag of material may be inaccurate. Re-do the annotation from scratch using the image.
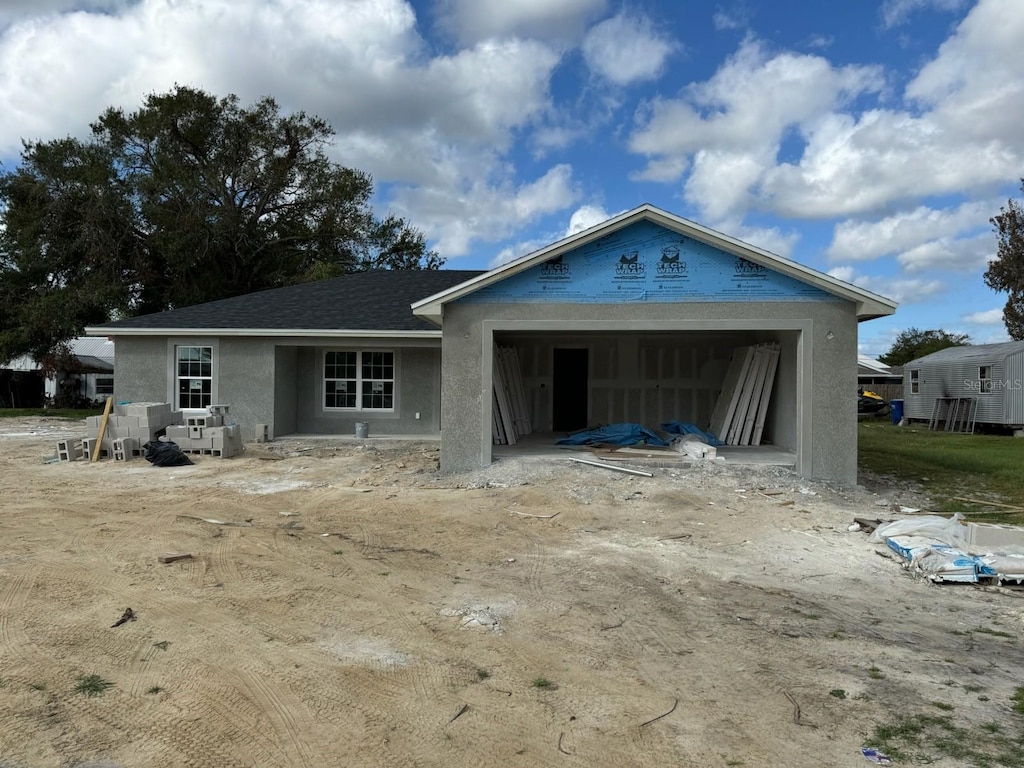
[870,513,1024,585]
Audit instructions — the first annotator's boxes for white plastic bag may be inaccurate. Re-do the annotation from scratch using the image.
[869,513,967,547]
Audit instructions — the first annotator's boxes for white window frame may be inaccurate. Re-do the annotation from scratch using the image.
[910,369,920,395]
[175,344,215,410]
[323,349,396,412]
[978,365,993,394]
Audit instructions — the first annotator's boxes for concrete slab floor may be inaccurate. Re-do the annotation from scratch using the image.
[493,432,796,468]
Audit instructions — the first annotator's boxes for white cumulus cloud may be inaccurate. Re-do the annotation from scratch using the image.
[582,11,677,86]
[828,266,943,304]
[880,0,968,29]
[435,0,606,46]
[629,38,883,219]
[962,308,1004,324]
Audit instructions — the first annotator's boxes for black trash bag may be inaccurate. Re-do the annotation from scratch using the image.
[142,440,194,467]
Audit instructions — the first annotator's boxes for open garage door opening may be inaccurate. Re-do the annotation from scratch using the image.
[489,328,803,468]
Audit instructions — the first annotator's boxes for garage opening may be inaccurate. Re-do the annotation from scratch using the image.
[490,329,801,466]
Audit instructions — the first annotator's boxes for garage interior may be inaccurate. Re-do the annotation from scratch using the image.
[491,328,801,465]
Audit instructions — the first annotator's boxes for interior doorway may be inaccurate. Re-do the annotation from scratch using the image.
[552,348,588,432]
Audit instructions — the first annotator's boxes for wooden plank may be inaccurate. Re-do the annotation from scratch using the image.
[728,346,764,445]
[158,552,193,564]
[751,345,780,446]
[91,396,113,462]
[740,346,771,446]
[492,351,517,445]
[709,346,754,442]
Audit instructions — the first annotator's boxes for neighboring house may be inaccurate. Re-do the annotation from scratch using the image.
[1,337,115,408]
[87,204,896,484]
[858,355,902,401]
[902,342,1024,428]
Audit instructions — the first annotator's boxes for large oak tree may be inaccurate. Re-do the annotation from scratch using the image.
[0,85,442,362]
[986,179,1024,340]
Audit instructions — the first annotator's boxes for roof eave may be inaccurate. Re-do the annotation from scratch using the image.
[85,327,441,339]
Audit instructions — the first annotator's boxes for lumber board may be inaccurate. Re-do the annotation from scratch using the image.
[740,346,770,446]
[728,346,764,445]
[751,345,780,446]
[709,346,753,442]
[91,396,113,462]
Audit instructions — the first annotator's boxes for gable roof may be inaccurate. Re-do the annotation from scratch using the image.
[908,341,1024,365]
[857,355,892,374]
[412,204,897,323]
[86,270,484,338]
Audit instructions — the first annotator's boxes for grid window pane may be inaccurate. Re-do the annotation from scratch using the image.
[176,346,213,409]
[325,350,394,410]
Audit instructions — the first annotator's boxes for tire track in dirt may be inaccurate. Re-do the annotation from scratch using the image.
[230,665,322,767]
[0,570,37,666]
[170,672,290,765]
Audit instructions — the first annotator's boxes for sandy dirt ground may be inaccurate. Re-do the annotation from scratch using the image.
[1,417,1022,768]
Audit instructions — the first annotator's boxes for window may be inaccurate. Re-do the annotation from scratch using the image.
[979,365,992,394]
[176,345,213,409]
[325,350,394,411]
[910,369,920,394]
[95,377,114,396]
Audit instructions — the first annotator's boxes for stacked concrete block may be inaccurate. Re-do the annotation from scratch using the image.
[56,439,83,462]
[86,402,180,446]
[161,408,243,458]
[113,437,139,461]
[82,437,113,459]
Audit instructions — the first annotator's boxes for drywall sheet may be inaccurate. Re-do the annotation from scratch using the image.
[461,221,839,304]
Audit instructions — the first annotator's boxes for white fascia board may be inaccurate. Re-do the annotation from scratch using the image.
[84,327,441,339]
[411,203,898,321]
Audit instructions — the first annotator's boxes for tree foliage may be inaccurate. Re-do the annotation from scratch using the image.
[985,179,1024,340]
[878,327,971,367]
[0,85,442,362]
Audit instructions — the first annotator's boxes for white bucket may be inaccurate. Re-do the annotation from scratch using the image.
[355,422,369,439]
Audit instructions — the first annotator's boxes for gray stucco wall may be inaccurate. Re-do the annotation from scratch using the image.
[112,335,441,440]
[293,344,441,436]
[439,300,858,484]
[274,346,298,436]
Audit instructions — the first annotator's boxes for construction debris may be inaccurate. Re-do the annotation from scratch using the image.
[111,607,136,628]
[492,345,532,445]
[707,343,780,446]
[59,402,244,462]
[158,552,193,564]
[567,457,654,477]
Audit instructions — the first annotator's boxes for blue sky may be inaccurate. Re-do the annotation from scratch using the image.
[1,0,1022,357]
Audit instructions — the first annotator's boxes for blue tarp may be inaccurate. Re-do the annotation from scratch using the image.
[659,420,724,447]
[556,423,669,447]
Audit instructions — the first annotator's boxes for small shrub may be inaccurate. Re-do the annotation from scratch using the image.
[74,674,114,697]
[829,689,847,699]
[1012,686,1024,715]
[867,666,885,680]
[476,669,490,680]
[146,686,163,695]
[531,677,553,688]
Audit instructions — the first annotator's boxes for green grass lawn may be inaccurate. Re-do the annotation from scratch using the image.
[859,420,1024,524]
[0,407,102,420]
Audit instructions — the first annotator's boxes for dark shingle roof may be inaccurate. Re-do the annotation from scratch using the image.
[95,270,484,333]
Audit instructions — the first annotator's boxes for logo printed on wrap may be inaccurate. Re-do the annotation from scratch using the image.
[614,251,645,280]
[733,257,767,279]
[539,254,570,282]
[655,245,687,279]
